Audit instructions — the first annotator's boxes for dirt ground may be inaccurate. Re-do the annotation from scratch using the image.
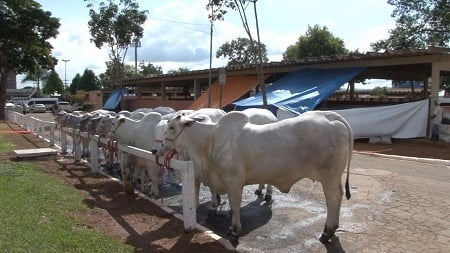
[1,120,450,252]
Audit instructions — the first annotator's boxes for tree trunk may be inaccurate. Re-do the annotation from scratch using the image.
[0,66,9,120]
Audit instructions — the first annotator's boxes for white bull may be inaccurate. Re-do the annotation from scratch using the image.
[110,112,163,197]
[241,108,278,201]
[152,108,226,209]
[164,110,352,243]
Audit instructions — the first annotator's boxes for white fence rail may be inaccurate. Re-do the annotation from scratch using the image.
[6,111,197,231]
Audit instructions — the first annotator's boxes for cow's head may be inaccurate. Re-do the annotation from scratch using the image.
[163,115,194,150]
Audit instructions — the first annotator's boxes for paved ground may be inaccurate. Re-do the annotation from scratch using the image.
[6,112,450,253]
[160,154,450,253]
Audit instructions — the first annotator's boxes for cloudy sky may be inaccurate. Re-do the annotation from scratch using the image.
[18,0,395,88]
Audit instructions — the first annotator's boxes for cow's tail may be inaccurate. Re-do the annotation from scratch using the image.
[324,111,352,200]
[342,116,353,200]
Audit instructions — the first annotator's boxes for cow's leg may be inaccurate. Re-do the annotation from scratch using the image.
[255,184,264,195]
[320,180,343,243]
[148,162,160,198]
[264,184,273,202]
[227,186,244,239]
[139,167,148,194]
[208,188,221,216]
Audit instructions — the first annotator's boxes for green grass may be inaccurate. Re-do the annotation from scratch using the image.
[0,135,16,152]
[0,139,133,253]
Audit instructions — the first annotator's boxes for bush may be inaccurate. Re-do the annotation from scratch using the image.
[82,102,96,112]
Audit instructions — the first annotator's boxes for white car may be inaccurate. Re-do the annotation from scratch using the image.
[55,101,73,112]
[4,102,24,114]
[29,103,46,113]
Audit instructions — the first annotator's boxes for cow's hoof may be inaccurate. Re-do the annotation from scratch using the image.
[208,209,217,217]
[228,233,239,245]
[319,233,333,244]
[264,194,272,202]
[254,189,263,195]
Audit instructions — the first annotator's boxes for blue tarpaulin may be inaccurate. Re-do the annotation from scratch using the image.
[233,67,365,114]
[103,88,127,110]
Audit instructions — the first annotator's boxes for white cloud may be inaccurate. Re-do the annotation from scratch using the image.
[17,0,396,88]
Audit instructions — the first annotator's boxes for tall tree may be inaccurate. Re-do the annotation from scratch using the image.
[0,0,60,119]
[167,67,190,74]
[78,69,100,91]
[216,37,268,66]
[69,73,81,95]
[139,61,163,76]
[371,0,450,51]
[283,25,348,60]
[43,70,64,95]
[207,0,268,106]
[85,0,147,87]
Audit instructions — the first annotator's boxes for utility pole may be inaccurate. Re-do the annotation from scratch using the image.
[62,59,70,90]
[133,38,141,73]
[208,3,214,107]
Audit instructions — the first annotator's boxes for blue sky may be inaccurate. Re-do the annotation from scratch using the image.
[18,0,395,89]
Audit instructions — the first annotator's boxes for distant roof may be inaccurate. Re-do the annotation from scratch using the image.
[119,46,450,87]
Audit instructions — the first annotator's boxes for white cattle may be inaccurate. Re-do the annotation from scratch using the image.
[153,108,226,209]
[110,112,163,197]
[164,110,352,242]
[241,108,278,201]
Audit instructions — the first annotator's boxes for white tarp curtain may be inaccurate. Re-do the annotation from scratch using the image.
[277,100,429,139]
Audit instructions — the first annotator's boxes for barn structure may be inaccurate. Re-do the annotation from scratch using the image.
[104,46,450,115]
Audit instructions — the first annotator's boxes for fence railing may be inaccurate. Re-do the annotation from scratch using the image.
[6,111,197,231]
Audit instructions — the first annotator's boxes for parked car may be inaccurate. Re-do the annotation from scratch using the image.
[29,103,46,113]
[55,101,73,112]
[4,102,23,114]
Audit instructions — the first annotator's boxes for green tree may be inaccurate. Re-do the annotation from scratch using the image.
[69,73,81,95]
[139,61,163,76]
[216,37,268,66]
[21,66,49,96]
[167,67,190,74]
[283,25,348,60]
[43,70,64,95]
[207,0,268,106]
[85,0,147,86]
[78,69,100,91]
[0,0,60,119]
[371,0,450,51]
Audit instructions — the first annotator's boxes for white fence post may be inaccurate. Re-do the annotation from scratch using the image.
[49,125,55,146]
[61,127,68,155]
[181,160,196,231]
[74,130,82,162]
[89,134,99,172]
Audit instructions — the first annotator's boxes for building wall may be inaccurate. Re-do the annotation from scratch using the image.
[86,90,103,109]
[121,96,193,111]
